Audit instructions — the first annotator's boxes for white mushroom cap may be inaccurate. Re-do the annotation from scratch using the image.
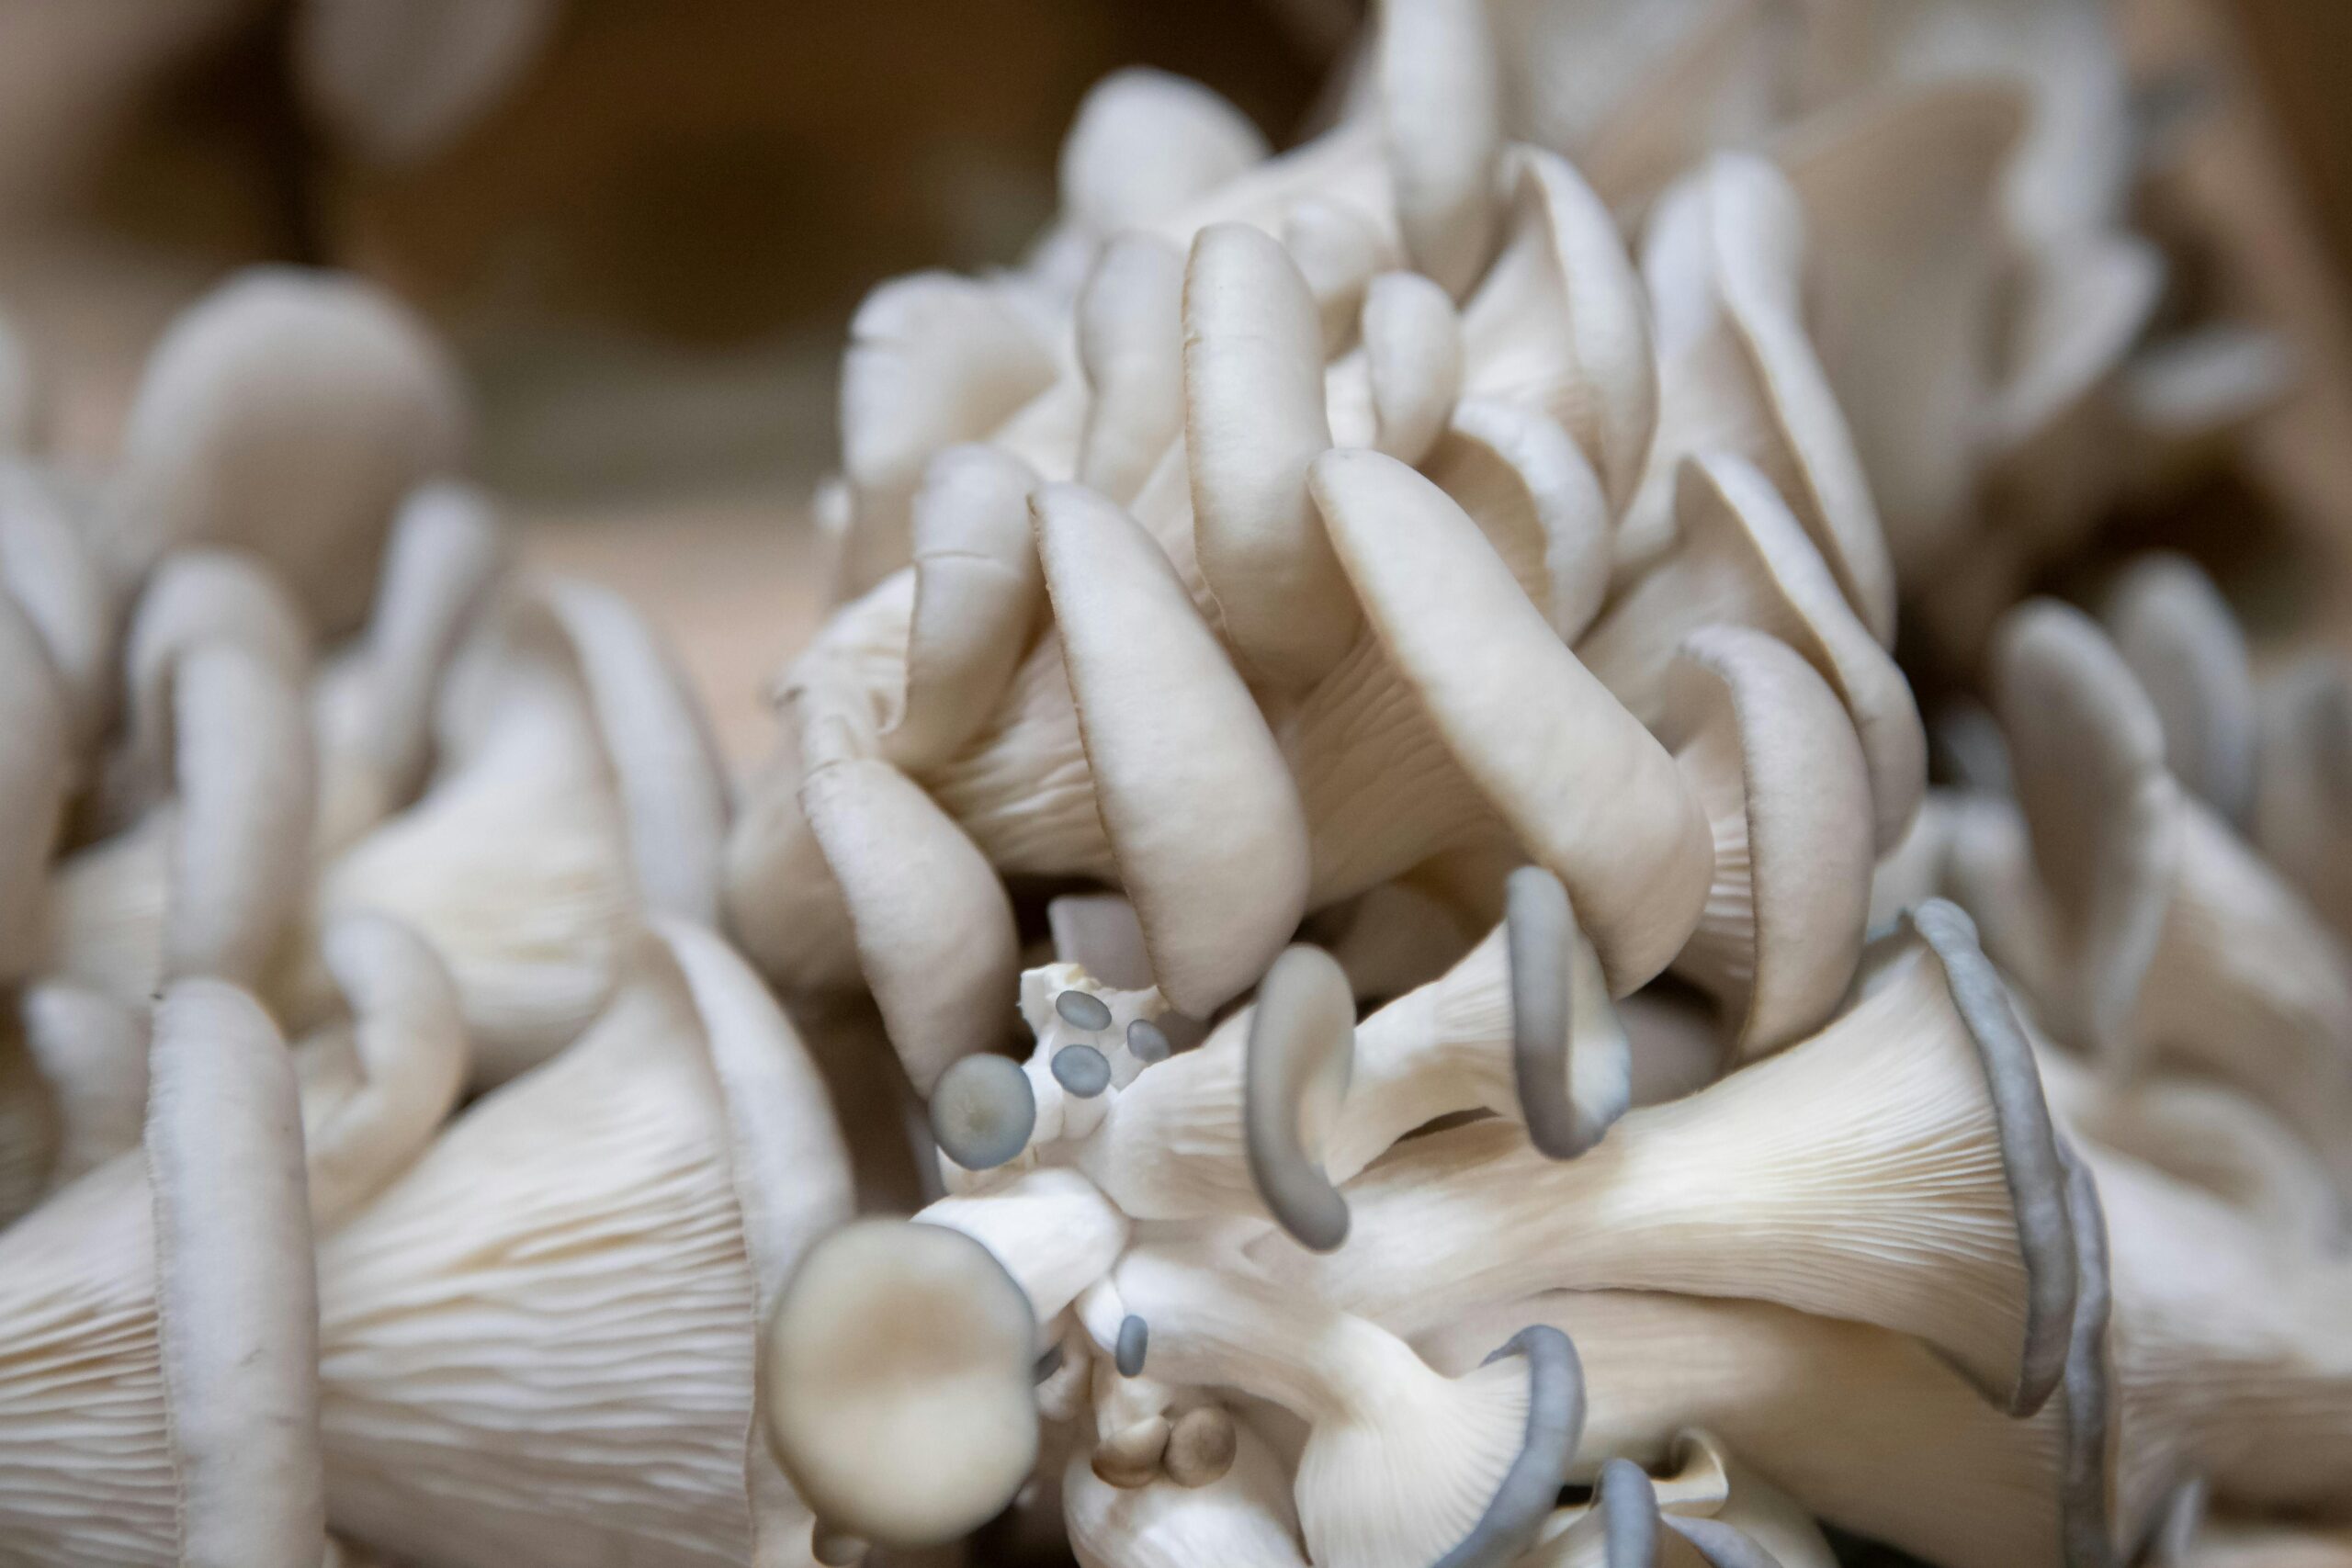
[1035,480,1310,1016]
[1657,625,1874,1055]
[1581,453,1927,852]
[1184,221,1352,692]
[762,1218,1040,1551]
[1778,84,2023,575]
[1284,902,2078,1417]
[1374,0,1505,299]
[15,980,148,1196]
[0,591,65,982]
[0,462,115,753]
[1056,67,1271,243]
[294,0,560,165]
[1419,396,1613,641]
[1459,147,1657,515]
[1109,1242,1584,1568]
[2250,653,2352,939]
[2102,553,2256,828]
[1288,198,1399,354]
[318,929,853,1568]
[1362,270,1465,467]
[836,274,1058,599]
[1625,152,1894,643]
[1305,447,1713,990]
[0,978,323,1567]
[106,267,468,635]
[1076,237,1187,506]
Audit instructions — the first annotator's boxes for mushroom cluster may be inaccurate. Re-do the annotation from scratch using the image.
[730,3,2352,1567]
[0,2,2347,1568]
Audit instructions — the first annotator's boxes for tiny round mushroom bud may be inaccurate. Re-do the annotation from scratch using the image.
[1599,1457,1663,1567]
[810,1522,868,1567]
[1053,1045,1113,1099]
[761,1219,1040,1550]
[1506,865,1630,1159]
[929,1054,1037,1171]
[1164,1405,1238,1488]
[1115,1314,1149,1377]
[1056,989,1114,1032]
[1243,944,1357,1251]
[1092,1416,1172,1489]
[1125,1017,1172,1064]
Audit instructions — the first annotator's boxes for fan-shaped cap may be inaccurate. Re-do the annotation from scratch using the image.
[1424,397,1613,641]
[107,267,467,634]
[1308,447,1712,991]
[0,464,113,752]
[2103,553,2255,827]
[1363,270,1464,467]
[1076,237,1187,504]
[1243,945,1356,1251]
[1033,480,1310,1015]
[1057,67,1271,239]
[888,444,1044,768]
[762,1219,1040,1550]
[1375,0,1504,298]
[1184,222,1353,691]
[1658,626,1874,1055]
[1461,148,1657,514]
[801,750,1019,1093]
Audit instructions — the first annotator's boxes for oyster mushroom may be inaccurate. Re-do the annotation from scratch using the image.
[761,1218,1041,1555]
[1578,452,1925,852]
[2102,553,2256,828]
[1297,447,1713,991]
[43,627,315,1009]
[102,267,468,635]
[1374,0,1504,299]
[1419,1284,2107,1568]
[0,591,66,982]
[1053,67,1272,253]
[1983,601,2352,1194]
[1076,235,1187,505]
[0,461,115,754]
[1105,1241,1583,1568]
[1360,270,1464,468]
[0,977,322,1566]
[2250,653,2352,939]
[315,924,853,1568]
[1620,152,1893,643]
[1654,625,1874,1057]
[5,981,147,1212]
[1279,901,2076,1417]
[292,579,727,1084]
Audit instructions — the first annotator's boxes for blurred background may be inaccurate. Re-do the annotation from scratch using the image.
[0,0,2345,757]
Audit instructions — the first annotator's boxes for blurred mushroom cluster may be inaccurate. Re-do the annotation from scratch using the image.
[2,1,2351,1567]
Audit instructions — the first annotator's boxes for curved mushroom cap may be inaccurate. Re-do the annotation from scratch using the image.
[2251,654,2352,939]
[296,911,469,1231]
[107,267,467,633]
[1779,84,2024,573]
[1629,152,1894,642]
[0,593,65,981]
[762,1219,1040,1550]
[1308,447,1713,991]
[295,0,560,165]
[0,978,324,1567]
[1034,481,1310,1014]
[1289,197,1397,353]
[15,981,148,1198]
[0,463,115,751]
[1423,396,1613,643]
[1184,221,1352,691]
[1243,945,1356,1250]
[888,444,1045,768]
[1057,67,1271,240]
[2104,553,2256,827]
[1363,270,1465,467]
[722,743,865,993]
[837,273,1058,597]
[1990,599,2182,1065]
[1586,454,1924,851]
[1375,0,1504,298]
[1460,147,1657,515]
[1076,236,1187,505]
[1657,625,1874,1055]
[930,1053,1038,1173]
[801,752,1020,1093]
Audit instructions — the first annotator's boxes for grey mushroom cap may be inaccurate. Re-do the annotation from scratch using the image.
[1902,898,2080,1418]
[1507,866,1631,1159]
[1242,945,1357,1251]
[2055,1137,2118,1568]
[929,1054,1037,1172]
[1053,1044,1113,1099]
[1115,1314,1149,1377]
[1432,1325,1589,1568]
[1595,1458,1661,1568]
